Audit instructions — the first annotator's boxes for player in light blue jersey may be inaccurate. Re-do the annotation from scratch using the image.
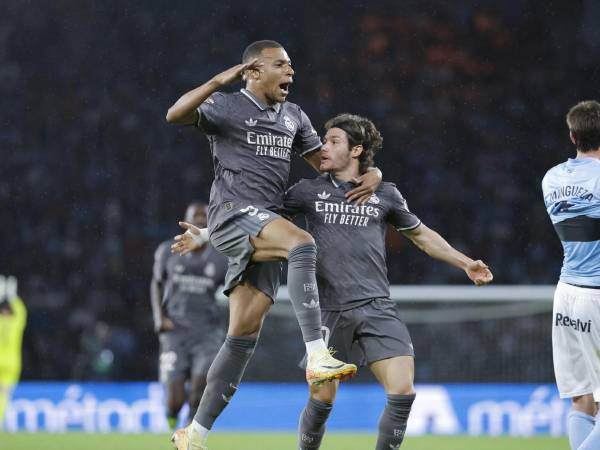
[542,100,600,450]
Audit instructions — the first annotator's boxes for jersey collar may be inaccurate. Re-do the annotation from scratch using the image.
[240,89,281,113]
[327,173,356,191]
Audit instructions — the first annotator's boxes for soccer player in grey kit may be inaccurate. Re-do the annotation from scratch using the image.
[283,114,494,449]
[166,41,381,449]
[151,202,228,430]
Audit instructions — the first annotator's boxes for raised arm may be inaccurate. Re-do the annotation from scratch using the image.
[166,59,262,125]
[402,224,493,286]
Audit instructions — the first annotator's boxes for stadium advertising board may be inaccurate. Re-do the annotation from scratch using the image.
[5,382,569,436]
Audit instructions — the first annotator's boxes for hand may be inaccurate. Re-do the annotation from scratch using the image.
[171,222,204,255]
[466,260,494,286]
[155,316,175,333]
[346,168,383,205]
[212,59,263,86]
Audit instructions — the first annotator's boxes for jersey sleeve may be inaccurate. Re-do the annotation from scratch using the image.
[386,185,421,231]
[196,92,228,135]
[293,109,322,156]
[282,180,309,218]
[152,242,171,283]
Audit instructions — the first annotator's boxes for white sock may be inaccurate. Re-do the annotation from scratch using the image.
[305,338,327,354]
[191,420,210,440]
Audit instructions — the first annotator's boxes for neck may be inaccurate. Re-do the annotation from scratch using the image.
[332,164,360,183]
[246,84,276,107]
[576,148,600,160]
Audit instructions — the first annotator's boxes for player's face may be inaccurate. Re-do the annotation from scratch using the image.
[320,128,354,173]
[252,47,294,104]
[185,205,208,228]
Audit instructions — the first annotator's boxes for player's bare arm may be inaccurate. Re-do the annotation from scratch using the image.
[402,223,493,286]
[166,59,262,125]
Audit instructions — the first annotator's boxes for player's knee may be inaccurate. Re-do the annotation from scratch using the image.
[386,381,415,396]
[310,384,337,404]
[287,229,315,252]
[572,394,597,415]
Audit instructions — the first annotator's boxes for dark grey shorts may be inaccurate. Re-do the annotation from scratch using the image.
[210,208,282,300]
[158,330,224,384]
[300,298,414,368]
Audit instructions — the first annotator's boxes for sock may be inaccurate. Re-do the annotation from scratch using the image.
[287,243,323,343]
[578,409,600,450]
[375,394,415,450]
[192,335,257,430]
[305,339,327,354]
[298,398,333,449]
[191,420,210,440]
[568,411,594,449]
[167,415,178,430]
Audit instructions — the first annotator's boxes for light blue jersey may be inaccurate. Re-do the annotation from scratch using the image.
[542,157,600,286]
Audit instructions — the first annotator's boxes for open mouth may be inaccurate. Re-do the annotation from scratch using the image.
[279,83,290,95]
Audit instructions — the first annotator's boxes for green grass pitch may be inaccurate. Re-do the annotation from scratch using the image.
[1,433,568,450]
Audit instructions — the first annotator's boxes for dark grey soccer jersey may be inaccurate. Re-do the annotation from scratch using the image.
[284,174,421,311]
[153,241,228,331]
[197,88,322,232]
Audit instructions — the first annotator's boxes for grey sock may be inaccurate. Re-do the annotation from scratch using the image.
[193,335,257,429]
[298,398,333,449]
[375,394,415,450]
[287,243,323,342]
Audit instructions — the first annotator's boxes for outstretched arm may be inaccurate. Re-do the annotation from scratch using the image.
[402,224,493,286]
[166,59,262,125]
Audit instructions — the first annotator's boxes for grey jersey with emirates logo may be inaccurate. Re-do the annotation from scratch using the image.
[196,88,322,233]
[153,241,228,332]
[284,174,421,311]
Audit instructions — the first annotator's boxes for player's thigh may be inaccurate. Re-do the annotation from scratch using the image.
[309,379,339,404]
[228,280,272,336]
[251,218,314,261]
[552,283,595,398]
[369,356,415,395]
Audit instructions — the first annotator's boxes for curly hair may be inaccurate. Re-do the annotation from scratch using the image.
[324,113,383,174]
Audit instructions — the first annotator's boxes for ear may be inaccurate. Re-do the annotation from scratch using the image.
[569,131,577,146]
[351,145,363,159]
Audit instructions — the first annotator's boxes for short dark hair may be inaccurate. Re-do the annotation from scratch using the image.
[566,100,600,152]
[324,113,383,174]
[242,40,284,63]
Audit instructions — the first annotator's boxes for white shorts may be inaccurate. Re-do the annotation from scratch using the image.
[553,282,600,401]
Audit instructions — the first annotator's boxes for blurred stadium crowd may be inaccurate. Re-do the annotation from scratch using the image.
[2,0,600,382]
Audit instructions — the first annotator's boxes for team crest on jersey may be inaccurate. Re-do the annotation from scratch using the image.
[245,118,257,127]
[317,191,331,200]
[174,264,185,273]
[204,262,216,277]
[368,193,380,204]
[283,115,296,132]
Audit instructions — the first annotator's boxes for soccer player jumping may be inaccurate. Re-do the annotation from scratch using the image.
[542,100,600,450]
[166,41,381,449]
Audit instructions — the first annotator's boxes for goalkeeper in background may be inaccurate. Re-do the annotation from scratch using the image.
[0,275,26,430]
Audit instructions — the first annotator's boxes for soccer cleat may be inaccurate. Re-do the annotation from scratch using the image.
[171,425,207,450]
[305,349,357,385]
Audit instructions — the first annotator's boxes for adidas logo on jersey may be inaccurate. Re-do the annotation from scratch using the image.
[302,298,320,309]
[245,118,257,127]
[317,191,331,200]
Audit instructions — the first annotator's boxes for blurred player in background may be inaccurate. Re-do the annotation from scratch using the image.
[166,40,381,449]
[0,275,26,430]
[542,100,600,450]
[176,114,493,449]
[151,203,228,430]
